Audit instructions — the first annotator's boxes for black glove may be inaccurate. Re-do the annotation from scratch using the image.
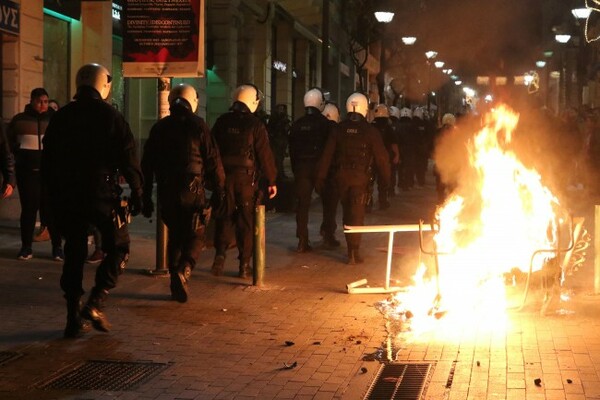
[141,194,154,218]
[129,191,142,217]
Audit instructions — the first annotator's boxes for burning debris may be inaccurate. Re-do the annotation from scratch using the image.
[376,104,587,340]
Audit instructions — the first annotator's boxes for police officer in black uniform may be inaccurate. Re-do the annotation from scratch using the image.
[141,83,225,303]
[42,63,143,337]
[320,102,341,248]
[288,88,330,252]
[316,92,390,264]
[0,124,15,199]
[371,104,399,209]
[211,84,277,278]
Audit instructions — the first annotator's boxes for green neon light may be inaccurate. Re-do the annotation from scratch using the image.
[43,8,75,23]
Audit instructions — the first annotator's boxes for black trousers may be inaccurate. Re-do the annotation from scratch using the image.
[16,168,61,248]
[337,171,368,250]
[58,208,119,298]
[293,163,315,241]
[214,171,256,262]
[320,175,339,238]
[161,204,206,272]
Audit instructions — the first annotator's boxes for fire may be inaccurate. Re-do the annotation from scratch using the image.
[384,105,562,340]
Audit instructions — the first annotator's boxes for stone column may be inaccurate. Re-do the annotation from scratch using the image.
[206,0,241,123]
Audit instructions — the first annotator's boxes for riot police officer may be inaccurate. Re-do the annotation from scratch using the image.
[320,102,341,248]
[0,124,15,199]
[316,93,390,264]
[371,104,399,209]
[141,83,225,303]
[288,88,331,252]
[42,63,143,337]
[211,84,277,278]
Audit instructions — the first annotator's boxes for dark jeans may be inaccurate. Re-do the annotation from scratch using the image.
[16,168,61,249]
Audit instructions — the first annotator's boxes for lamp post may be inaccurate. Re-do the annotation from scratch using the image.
[375,10,394,104]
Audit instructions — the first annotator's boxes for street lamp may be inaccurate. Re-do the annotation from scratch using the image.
[374,9,395,104]
[401,36,417,45]
[555,34,571,43]
[434,61,445,68]
[572,8,591,19]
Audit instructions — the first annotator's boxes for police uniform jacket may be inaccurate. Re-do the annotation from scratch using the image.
[212,102,277,186]
[141,101,225,208]
[41,86,143,216]
[288,107,330,172]
[317,113,391,188]
[0,125,15,189]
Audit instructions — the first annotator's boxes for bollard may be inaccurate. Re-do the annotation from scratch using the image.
[147,77,171,276]
[253,205,265,286]
[595,206,600,294]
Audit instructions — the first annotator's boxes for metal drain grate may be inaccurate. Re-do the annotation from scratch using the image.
[38,360,171,391]
[364,363,432,400]
[0,351,23,366]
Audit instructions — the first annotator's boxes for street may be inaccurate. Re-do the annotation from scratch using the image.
[1,172,600,400]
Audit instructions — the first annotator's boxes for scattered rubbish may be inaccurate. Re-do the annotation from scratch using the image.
[534,378,542,386]
[301,265,309,269]
[476,361,480,367]
[284,341,295,346]
[38,277,43,280]
[360,367,368,374]
[313,341,321,345]
[356,340,362,345]
[283,361,297,369]
[319,297,324,300]
[222,309,227,312]
[567,379,573,384]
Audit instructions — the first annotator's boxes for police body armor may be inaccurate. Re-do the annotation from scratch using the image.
[289,110,328,162]
[219,112,255,170]
[335,126,373,174]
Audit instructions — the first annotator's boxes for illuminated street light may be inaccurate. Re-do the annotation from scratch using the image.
[555,34,571,43]
[455,80,462,85]
[536,60,546,68]
[572,8,591,19]
[374,11,395,23]
[425,50,437,59]
[401,36,417,45]
[434,61,445,68]
[446,68,453,74]
[463,87,475,97]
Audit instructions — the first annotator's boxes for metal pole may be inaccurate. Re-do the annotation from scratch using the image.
[595,206,600,294]
[148,77,171,275]
[253,205,265,286]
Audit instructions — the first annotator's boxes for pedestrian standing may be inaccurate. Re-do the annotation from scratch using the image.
[141,83,225,302]
[0,124,15,199]
[288,88,330,252]
[316,92,390,264]
[41,63,143,337]
[210,84,277,278]
[8,87,63,260]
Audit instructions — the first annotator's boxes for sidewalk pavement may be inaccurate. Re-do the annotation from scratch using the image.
[1,179,600,400]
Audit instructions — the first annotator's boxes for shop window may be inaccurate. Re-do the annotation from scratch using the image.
[43,14,69,107]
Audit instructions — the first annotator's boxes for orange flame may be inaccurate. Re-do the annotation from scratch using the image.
[388,105,561,339]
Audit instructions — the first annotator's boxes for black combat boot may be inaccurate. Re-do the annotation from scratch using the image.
[63,295,91,339]
[211,254,226,276]
[296,237,312,253]
[347,248,364,265]
[170,264,191,303]
[81,288,111,332]
[238,260,251,278]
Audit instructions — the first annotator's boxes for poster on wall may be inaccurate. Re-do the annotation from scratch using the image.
[122,0,205,77]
